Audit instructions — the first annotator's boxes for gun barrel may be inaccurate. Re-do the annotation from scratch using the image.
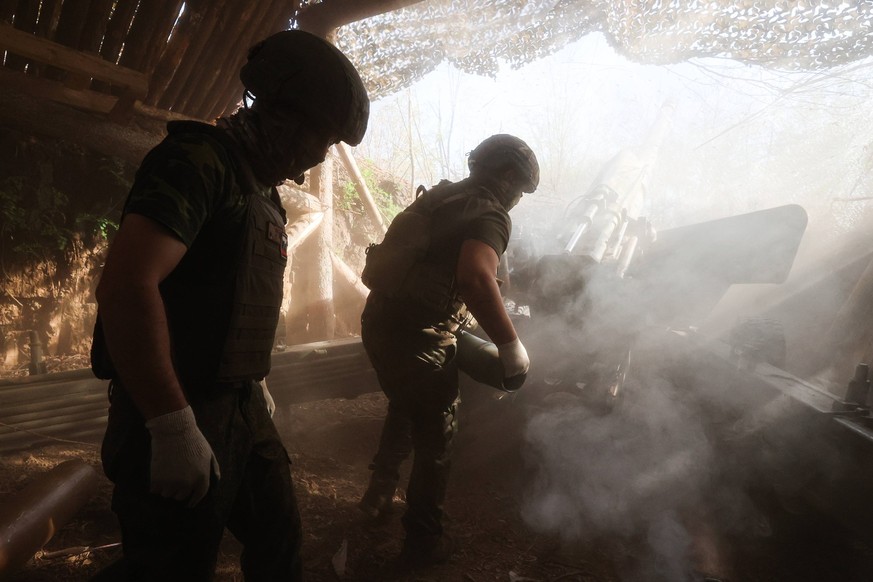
[563,201,602,254]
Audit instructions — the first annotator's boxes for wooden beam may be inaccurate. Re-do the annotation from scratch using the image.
[0,67,115,112]
[0,21,148,96]
[0,77,165,165]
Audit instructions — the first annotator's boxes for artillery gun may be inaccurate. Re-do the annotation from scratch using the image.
[504,108,807,412]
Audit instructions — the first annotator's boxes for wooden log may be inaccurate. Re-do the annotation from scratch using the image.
[331,250,368,336]
[144,4,206,106]
[120,0,182,74]
[161,2,242,114]
[156,2,232,111]
[99,0,138,64]
[208,0,293,120]
[331,251,368,300]
[0,22,147,95]
[117,0,165,71]
[0,0,16,23]
[177,0,262,116]
[80,0,112,52]
[91,0,139,92]
[30,0,63,80]
[0,460,99,577]
[4,0,39,72]
[52,0,91,51]
[34,0,62,40]
[11,0,37,34]
[288,211,324,253]
[202,0,283,120]
[140,0,187,75]
[335,143,387,235]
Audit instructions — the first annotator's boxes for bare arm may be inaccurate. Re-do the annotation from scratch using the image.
[455,239,517,345]
[95,213,188,420]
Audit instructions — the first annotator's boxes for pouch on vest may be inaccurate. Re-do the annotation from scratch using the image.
[361,209,430,294]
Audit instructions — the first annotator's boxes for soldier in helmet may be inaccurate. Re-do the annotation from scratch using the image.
[358,134,538,566]
[90,30,368,581]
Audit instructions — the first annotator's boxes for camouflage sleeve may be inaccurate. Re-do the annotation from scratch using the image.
[123,133,237,247]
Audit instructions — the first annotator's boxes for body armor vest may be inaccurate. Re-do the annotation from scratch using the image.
[92,122,287,386]
[361,179,499,325]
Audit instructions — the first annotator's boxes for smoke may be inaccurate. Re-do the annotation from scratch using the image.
[519,372,723,580]
[507,195,812,579]
[353,28,873,579]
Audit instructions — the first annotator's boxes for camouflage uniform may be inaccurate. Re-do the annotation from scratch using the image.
[361,178,510,542]
[92,121,301,582]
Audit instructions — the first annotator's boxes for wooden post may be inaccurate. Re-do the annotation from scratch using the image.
[308,158,336,341]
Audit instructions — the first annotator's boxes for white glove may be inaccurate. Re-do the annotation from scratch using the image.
[497,337,530,378]
[145,406,220,507]
[259,379,276,418]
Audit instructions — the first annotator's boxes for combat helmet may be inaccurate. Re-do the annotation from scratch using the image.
[468,134,539,193]
[240,30,370,145]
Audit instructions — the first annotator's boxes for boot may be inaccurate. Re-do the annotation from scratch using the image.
[357,470,397,520]
[399,532,454,566]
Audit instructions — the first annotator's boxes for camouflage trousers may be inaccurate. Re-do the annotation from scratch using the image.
[361,295,461,538]
[93,379,302,582]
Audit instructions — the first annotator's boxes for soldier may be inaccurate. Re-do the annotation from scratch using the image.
[358,134,538,565]
[90,30,369,581]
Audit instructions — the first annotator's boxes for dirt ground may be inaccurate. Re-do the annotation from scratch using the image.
[4,385,873,582]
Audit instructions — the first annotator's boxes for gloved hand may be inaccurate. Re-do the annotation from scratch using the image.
[258,379,276,417]
[497,337,530,378]
[145,405,220,507]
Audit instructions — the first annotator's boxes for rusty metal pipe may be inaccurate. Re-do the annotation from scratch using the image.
[0,459,99,576]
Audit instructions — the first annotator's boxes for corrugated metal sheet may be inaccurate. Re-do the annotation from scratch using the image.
[0,337,380,453]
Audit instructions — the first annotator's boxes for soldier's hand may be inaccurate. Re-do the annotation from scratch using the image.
[145,405,220,507]
[497,337,530,378]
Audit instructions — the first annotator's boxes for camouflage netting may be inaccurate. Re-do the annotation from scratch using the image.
[331,0,873,100]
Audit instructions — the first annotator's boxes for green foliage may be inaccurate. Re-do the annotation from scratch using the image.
[340,166,403,221]
[0,136,131,267]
